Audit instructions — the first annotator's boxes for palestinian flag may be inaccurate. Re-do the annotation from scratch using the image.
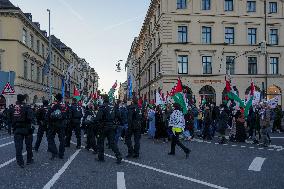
[225,77,245,108]
[244,80,255,118]
[170,78,188,114]
[73,86,81,100]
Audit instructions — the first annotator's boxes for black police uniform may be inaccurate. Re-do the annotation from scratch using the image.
[96,103,122,163]
[83,108,98,152]
[12,102,34,167]
[47,102,68,159]
[65,103,83,148]
[34,105,49,151]
[126,104,142,158]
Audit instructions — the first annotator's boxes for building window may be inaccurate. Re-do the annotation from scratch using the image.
[248,57,257,74]
[202,0,211,10]
[224,0,234,11]
[269,29,278,45]
[22,28,27,44]
[202,56,212,74]
[31,63,34,81]
[30,34,34,49]
[154,63,157,78]
[225,27,234,44]
[270,57,279,74]
[36,40,40,54]
[178,26,188,43]
[202,26,212,44]
[247,1,256,12]
[42,44,45,57]
[248,28,257,45]
[178,55,188,74]
[36,67,40,83]
[24,60,28,79]
[177,0,187,9]
[269,2,277,13]
[226,56,235,75]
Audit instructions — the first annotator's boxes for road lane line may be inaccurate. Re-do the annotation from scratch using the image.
[43,149,81,189]
[0,136,13,141]
[71,141,228,189]
[117,172,126,189]
[270,137,284,139]
[0,141,14,148]
[0,152,27,169]
[248,157,266,172]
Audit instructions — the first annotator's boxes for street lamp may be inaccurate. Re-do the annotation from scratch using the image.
[115,60,123,72]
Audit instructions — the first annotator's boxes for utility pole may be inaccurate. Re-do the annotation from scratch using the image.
[47,9,52,102]
[264,0,268,100]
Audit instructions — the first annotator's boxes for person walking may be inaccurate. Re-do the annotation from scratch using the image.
[33,100,49,152]
[47,93,69,160]
[125,97,142,158]
[168,103,190,158]
[12,94,35,168]
[260,103,271,147]
[65,98,83,149]
[96,95,122,164]
[147,105,156,139]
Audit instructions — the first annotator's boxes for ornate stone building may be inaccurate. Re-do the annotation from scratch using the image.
[126,0,284,107]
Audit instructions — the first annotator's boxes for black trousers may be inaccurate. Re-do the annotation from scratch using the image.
[97,127,121,160]
[86,126,97,151]
[34,124,47,151]
[47,127,65,157]
[170,132,189,154]
[14,134,33,165]
[125,127,141,155]
[65,121,81,147]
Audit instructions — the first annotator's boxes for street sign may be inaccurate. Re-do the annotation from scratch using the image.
[1,82,15,95]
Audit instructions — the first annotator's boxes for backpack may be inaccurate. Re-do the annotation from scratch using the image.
[50,106,63,120]
[13,105,27,123]
[73,105,83,119]
[102,105,116,123]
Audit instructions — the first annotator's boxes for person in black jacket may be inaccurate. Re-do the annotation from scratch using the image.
[83,103,98,153]
[115,100,128,144]
[34,100,49,152]
[126,97,142,158]
[12,94,35,168]
[96,95,122,164]
[65,98,83,149]
[47,93,69,160]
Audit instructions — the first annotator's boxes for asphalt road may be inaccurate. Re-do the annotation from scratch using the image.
[0,128,283,189]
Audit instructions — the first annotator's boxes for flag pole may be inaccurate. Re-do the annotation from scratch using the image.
[47,9,52,103]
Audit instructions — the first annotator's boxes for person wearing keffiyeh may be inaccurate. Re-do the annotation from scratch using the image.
[168,103,190,158]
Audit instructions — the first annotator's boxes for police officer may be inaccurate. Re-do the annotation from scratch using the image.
[34,100,49,152]
[83,103,98,153]
[125,97,142,158]
[12,94,35,168]
[65,98,83,149]
[96,95,122,164]
[47,93,68,160]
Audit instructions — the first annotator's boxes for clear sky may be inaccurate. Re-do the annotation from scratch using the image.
[9,0,151,92]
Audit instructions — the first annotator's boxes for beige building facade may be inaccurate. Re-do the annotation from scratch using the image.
[127,0,284,108]
[0,1,98,106]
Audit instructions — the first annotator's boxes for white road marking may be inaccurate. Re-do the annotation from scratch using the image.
[43,149,81,189]
[0,141,14,148]
[270,137,284,139]
[249,147,255,149]
[117,172,126,189]
[248,157,266,172]
[258,148,264,150]
[0,136,13,141]
[241,146,246,148]
[231,145,237,147]
[268,149,274,151]
[71,141,228,189]
[0,152,27,169]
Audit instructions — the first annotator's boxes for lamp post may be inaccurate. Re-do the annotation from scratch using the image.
[264,0,268,100]
[47,9,52,102]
